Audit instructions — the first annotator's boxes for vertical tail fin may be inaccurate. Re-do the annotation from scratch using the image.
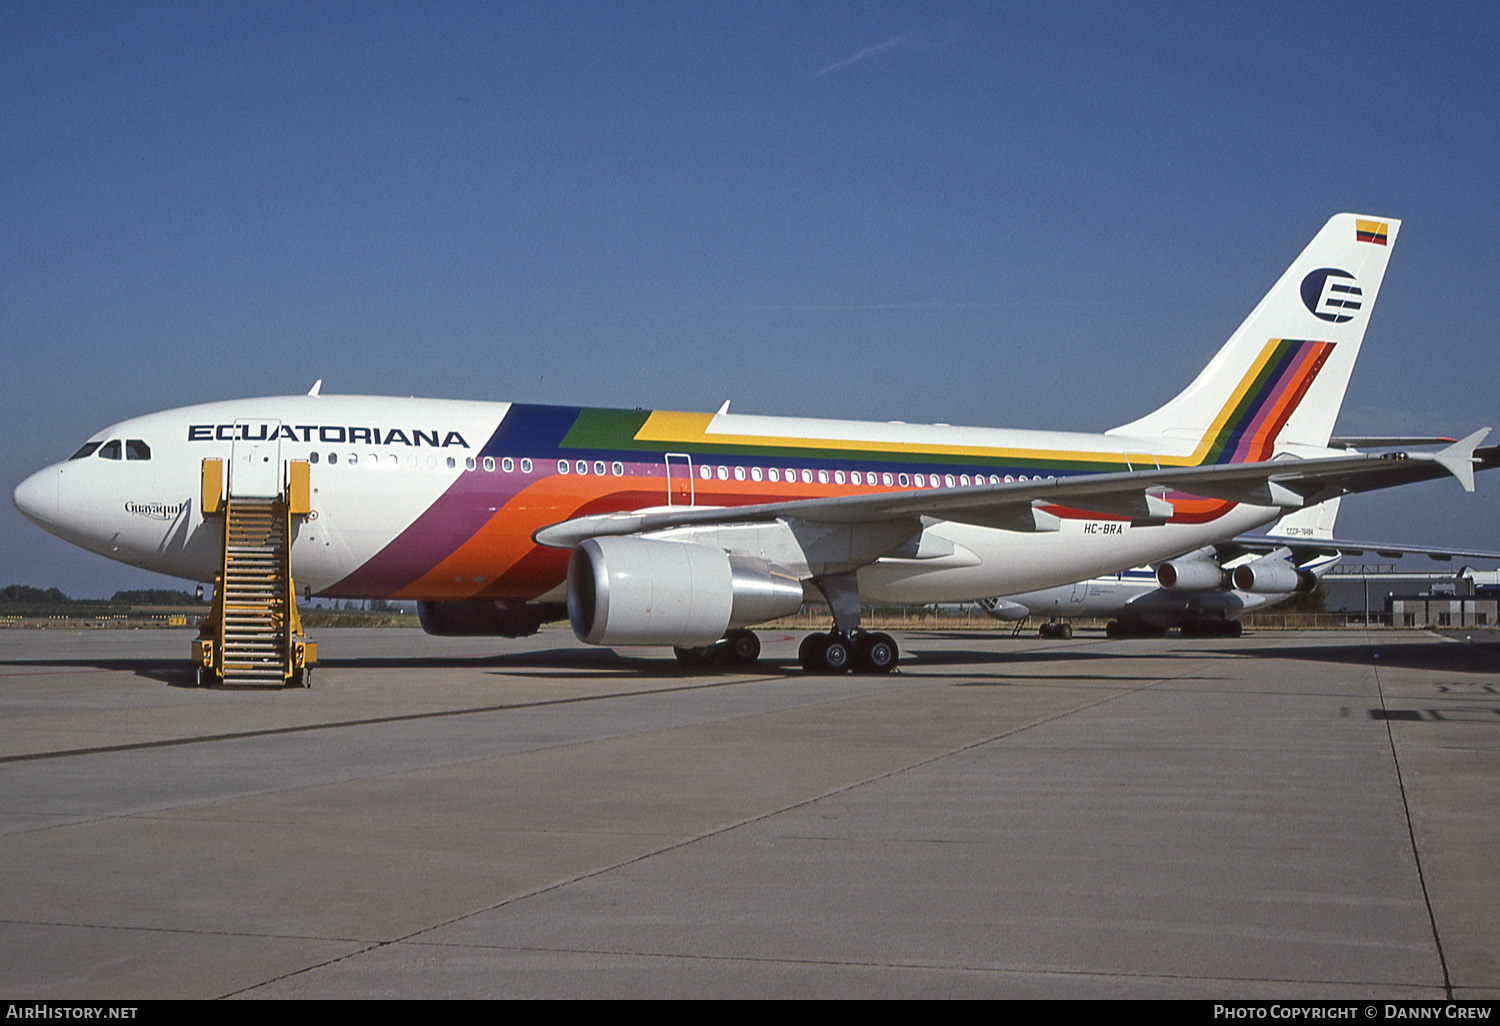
[1268,496,1341,540]
[1107,213,1400,458]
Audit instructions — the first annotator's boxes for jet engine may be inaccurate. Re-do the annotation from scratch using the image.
[1156,557,1229,591]
[417,599,561,637]
[1231,557,1318,594]
[567,536,804,646]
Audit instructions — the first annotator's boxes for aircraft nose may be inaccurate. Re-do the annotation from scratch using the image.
[13,466,59,529]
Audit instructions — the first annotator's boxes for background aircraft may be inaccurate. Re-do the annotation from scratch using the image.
[981,495,1500,637]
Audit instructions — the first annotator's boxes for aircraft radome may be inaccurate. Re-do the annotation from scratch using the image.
[13,214,1499,674]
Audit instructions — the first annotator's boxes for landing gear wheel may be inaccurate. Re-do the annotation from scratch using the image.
[799,632,852,673]
[674,645,715,666]
[719,628,761,666]
[853,631,899,673]
[821,635,851,673]
[798,632,829,671]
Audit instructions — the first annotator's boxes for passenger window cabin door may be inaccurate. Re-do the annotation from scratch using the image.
[665,453,693,506]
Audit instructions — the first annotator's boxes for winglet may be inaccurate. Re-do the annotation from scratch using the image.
[1435,428,1491,492]
[308,379,323,397]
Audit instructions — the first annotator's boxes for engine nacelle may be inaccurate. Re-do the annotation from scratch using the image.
[567,536,805,646]
[417,599,562,637]
[1156,558,1229,591]
[1231,559,1318,594]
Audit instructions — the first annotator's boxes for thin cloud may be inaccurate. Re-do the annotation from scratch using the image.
[813,32,923,78]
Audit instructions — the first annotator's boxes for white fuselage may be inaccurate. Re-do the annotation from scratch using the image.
[14,394,1291,606]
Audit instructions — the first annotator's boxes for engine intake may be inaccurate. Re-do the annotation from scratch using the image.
[568,536,804,646]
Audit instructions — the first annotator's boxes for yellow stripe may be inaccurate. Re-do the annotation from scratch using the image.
[636,410,717,442]
[633,342,1286,467]
[636,411,1123,464]
[1179,338,1283,464]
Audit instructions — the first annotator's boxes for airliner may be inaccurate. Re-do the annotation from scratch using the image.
[12,213,1497,673]
[981,500,1346,637]
[980,497,1500,637]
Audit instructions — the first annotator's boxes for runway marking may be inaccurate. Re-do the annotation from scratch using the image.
[1370,642,1454,1002]
[0,667,113,678]
[0,675,783,766]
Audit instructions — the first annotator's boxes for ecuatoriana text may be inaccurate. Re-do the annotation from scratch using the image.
[188,424,470,447]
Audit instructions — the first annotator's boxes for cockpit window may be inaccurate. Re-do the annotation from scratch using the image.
[69,441,102,460]
[125,439,150,460]
[98,440,122,460]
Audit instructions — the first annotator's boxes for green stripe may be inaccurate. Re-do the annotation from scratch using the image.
[557,406,1133,471]
[558,408,653,449]
[1203,341,1293,463]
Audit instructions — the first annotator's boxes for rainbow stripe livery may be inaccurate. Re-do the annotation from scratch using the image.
[1201,339,1333,465]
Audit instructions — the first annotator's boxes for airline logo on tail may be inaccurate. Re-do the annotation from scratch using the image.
[1300,268,1362,323]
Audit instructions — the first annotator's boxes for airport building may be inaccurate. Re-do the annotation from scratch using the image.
[1322,566,1500,627]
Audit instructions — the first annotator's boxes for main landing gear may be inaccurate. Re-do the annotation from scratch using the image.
[674,628,762,667]
[798,630,899,674]
[1180,618,1243,638]
[674,573,903,675]
[1105,619,1167,638]
[795,571,901,674]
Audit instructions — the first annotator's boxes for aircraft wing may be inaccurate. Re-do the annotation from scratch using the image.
[535,431,1496,549]
[1222,535,1500,564]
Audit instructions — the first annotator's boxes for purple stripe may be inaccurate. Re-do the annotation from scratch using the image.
[1227,344,1315,461]
[322,470,531,596]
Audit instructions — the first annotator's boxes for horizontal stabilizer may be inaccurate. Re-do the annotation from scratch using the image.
[1434,428,1490,493]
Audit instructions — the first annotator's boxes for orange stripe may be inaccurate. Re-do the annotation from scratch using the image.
[1239,341,1329,460]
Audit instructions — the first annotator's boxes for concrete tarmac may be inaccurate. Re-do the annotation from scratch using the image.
[0,626,1496,999]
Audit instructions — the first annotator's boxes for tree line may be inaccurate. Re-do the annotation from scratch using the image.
[1,585,205,613]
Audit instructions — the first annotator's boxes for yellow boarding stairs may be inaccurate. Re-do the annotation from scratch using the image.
[194,457,316,687]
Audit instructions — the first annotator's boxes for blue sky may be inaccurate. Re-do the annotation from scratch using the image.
[4,1,1498,597]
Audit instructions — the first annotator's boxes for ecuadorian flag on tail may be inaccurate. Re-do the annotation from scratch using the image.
[1356,219,1389,245]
